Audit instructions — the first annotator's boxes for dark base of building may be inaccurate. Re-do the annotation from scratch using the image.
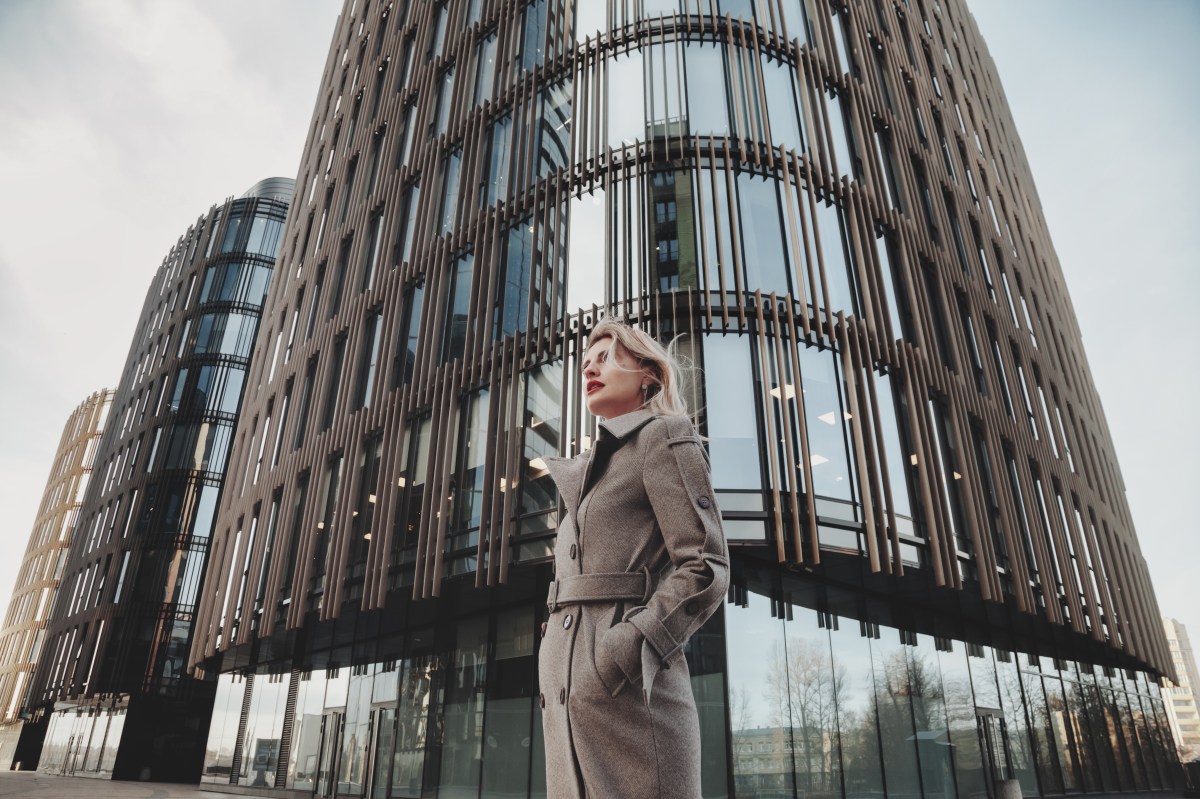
[9,715,46,771]
[195,549,1187,798]
[33,681,218,783]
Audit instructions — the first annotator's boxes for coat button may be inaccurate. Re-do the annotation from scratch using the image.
[685,601,699,616]
[570,543,577,559]
[559,688,566,703]
[539,693,545,708]
[563,614,573,630]
[697,496,711,509]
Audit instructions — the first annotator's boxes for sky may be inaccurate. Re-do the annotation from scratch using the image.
[0,1,1196,668]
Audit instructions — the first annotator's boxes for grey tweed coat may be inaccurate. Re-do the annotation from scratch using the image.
[540,409,729,798]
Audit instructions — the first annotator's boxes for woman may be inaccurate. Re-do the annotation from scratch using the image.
[540,319,729,798]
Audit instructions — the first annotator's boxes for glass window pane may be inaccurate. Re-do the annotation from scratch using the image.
[497,219,534,337]
[762,55,803,153]
[828,618,885,799]
[939,642,990,798]
[1044,674,1082,790]
[724,591,793,797]
[1020,661,1064,793]
[451,389,490,537]
[646,42,683,135]
[813,199,856,315]
[537,79,572,178]
[520,363,562,516]
[442,253,474,363]
[799,345,853,503]
[910,634,954,799]
[606,51,645,148]
[486,117,513,206]
[474,32,498,105]
[647,169,698,291]
[239,675,289,788]
[481,607,536,797]
[685,43,729,137]
[995,651,1040,795]
[439,616,489,794]
[871,629,922,799]
[566,189,606,313]
[696,167,736,295]
[737,172,790,296]
[782,606,841,795]
[440,150,462,235]
[703,333,762,492]
[391,651,435,796]
[338,669,374,794]
[202,675,247,783]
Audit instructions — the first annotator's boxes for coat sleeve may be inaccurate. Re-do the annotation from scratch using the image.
[599,415,729,701]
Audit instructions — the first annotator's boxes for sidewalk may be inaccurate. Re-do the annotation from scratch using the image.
[0,771,229,798]
[0,772,1191,799]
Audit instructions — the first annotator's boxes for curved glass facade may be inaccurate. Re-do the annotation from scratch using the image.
[193,1,1180,796]
[26,181,291,782]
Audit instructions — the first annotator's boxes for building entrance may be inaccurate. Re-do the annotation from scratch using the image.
[976,708,1014,798]
[315,710,344,797]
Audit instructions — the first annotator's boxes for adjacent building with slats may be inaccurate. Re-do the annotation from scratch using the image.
[0,390,113,769]
[21,179,292,782]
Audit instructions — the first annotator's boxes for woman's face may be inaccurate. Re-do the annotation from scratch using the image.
[581,335,647,420]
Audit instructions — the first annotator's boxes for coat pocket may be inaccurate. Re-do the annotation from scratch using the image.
[594,619,642,698]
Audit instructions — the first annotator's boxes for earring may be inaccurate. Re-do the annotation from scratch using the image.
[641,383,649,393]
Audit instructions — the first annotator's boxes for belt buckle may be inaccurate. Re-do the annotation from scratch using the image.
[546,580,560,613]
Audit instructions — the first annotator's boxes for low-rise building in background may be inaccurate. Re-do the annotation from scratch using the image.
[0,389,113,768]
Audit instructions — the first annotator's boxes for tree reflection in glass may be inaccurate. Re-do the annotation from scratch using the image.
[724,591,794,798]
[938,643,989,799]
[994,651,1039,795]
[780,607,841,798]
[391,650,435,797]
[870,630,922,799]
[828,618,884,799]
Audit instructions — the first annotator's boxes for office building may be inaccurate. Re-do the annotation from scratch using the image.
[23,179,292,781]
[191,2,1181,796]
[0,389,113,768]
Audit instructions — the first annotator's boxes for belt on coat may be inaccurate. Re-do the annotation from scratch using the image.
[545,567,652,612]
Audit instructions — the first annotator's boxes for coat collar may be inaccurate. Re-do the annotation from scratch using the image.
[544,409,658,519]
[597,408,657,441]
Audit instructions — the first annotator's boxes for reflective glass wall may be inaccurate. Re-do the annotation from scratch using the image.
[200,583,1181,798]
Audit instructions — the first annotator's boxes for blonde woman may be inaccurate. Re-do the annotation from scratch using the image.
[540,319,729,798]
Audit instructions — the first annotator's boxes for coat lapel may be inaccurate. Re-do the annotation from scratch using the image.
[544,452,590,521]
[544,409,658,520]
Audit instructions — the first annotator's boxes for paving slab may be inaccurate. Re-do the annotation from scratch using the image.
[0,772,229,798]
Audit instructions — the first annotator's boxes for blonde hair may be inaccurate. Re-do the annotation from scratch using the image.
[587,318,689,417]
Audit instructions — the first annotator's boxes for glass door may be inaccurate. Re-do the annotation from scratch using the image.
[977,708,1014,796]
[369,707,396,799]
[316,710,344,797]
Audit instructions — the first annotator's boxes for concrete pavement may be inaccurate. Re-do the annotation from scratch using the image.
[0,772,229,798]
[0,772,1191,799]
